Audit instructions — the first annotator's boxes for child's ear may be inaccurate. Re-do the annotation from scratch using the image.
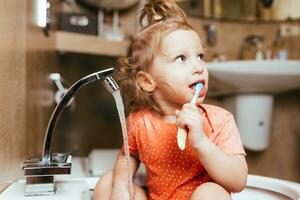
[136,71,157,92]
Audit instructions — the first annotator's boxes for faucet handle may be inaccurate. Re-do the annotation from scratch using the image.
[49,73,66,94]
[49,73,75,107]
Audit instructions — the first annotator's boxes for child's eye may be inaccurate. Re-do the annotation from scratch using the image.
[197,53,205,61]
[175,55,186,63]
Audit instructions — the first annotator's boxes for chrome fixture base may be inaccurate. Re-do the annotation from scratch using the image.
[22,153,72,196]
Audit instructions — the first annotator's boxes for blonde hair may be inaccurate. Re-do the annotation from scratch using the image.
[116,0,194,113]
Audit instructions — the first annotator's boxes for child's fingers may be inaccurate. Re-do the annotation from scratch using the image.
[176,113,194,128]
[182,103,198,111]
[180,107,199,119]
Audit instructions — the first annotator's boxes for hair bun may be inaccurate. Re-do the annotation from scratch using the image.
[139,0,187,28]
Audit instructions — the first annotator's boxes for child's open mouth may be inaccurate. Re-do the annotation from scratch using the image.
[189,80,206,96]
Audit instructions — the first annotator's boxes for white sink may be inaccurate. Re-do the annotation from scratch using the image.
[1,156,300,200]
[207,60,300,95]
[1,175,299,200]
[206,60,300,151]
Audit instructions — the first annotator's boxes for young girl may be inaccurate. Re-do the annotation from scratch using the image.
[94,0,247,199]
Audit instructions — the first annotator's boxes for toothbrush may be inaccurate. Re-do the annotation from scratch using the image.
[177,83,203,150]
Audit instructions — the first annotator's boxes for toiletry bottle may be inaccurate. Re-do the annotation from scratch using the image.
[255,42,264,60]
[272,29,288,60]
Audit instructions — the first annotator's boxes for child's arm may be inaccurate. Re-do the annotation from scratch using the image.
[176,103,248,193]
[110,151,140,199]
[194,140,247,192]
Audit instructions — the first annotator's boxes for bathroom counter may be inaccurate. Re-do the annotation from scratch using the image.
[0,183,11,193]
[0,158,97,200]
[0,179,91,200]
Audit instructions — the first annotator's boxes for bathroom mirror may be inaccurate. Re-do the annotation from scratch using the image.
[176,0,300,22]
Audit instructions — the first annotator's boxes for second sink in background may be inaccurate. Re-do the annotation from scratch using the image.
[207,60,300,96]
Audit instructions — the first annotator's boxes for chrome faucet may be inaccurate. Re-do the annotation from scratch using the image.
[22,68,119,196]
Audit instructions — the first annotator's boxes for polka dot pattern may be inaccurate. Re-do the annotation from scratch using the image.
[122,105,245,200]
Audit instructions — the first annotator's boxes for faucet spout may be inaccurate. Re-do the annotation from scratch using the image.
[42,67,117,164]
[104,76,119,93]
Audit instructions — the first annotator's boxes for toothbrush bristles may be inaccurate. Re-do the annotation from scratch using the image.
[191,83,203,104]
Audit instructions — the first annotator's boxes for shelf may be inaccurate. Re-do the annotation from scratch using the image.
[54,31,130,57]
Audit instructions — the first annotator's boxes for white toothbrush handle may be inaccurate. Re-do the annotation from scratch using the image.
[177,127,187,150]
[191,87,201,104]
[191,93,199,104]
[177,85,202,150]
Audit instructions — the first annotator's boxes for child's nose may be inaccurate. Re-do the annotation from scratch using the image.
[192,63,205,74]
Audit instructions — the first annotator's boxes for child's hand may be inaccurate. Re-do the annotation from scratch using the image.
[175,103,207,149]
[110,184,132,200]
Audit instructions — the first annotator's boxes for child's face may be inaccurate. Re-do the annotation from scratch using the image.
[150,29,208,112]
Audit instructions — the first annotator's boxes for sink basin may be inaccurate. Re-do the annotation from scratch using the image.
[207,60,300,96]
[1,175,299,200]
[206,60,300,151]
[1,156,300,200]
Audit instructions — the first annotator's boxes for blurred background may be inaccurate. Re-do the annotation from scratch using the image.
[0,0,299,190]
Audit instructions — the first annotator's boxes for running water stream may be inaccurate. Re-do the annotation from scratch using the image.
[111,90,134,200]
